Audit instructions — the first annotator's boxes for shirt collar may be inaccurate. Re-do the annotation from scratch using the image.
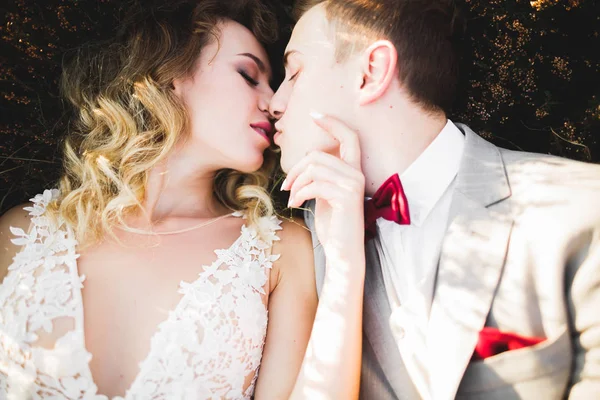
[399,120,465,226]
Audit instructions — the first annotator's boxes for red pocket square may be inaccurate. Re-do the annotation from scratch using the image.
[471,327,545,361]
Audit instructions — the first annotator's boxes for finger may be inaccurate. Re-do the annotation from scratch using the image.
[288,164,358,207]
[282,151,360,191]
[311,112,362,170]
[291,182,365,221]
[289,181,347,209]
[283,152,352,191]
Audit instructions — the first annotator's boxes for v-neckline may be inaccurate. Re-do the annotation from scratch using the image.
[69,213,245,399]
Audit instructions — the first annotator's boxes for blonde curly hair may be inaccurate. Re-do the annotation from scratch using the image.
[52,0,279,247]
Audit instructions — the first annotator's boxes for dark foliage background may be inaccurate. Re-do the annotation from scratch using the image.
[1,0,598,214]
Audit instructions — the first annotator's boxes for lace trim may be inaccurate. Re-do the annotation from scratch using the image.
[0,189,282,399]
[125,214,282,399]
[0,189,100,398]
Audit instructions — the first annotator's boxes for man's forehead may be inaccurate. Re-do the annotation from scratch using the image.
[285,5,333,58]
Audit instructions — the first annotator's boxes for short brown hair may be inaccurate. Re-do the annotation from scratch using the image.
[295,0,466,114]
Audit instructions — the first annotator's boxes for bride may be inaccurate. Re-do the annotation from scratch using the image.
[0,0,365,399]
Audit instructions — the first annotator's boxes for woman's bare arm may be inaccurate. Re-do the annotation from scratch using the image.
[253,218,318,399]
[256,114,366,399]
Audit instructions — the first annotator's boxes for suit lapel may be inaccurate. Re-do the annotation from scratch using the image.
[426,126,513,399]
[427,194,513,399]
[363,238,421,399]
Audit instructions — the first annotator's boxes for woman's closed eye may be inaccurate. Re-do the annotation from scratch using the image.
[239,69,259,87]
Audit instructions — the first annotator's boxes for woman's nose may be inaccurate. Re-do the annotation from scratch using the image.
[269,90,286,120]
[259,88,275,116]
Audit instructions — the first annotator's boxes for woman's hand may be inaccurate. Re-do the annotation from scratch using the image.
[282,112,365,262]
[277,112,366,400]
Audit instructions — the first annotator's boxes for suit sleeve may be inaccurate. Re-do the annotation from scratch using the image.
[302,199,327,297]
[566,226,600,398]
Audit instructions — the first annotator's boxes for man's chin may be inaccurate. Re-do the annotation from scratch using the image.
[278,154,294,175]
[280,162,291,175]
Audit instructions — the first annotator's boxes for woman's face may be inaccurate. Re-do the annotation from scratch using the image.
[173,19,274,173]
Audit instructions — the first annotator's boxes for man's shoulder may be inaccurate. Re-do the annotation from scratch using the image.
[498,145,594,170]
[302,200,317,228]
[298,200,326,295]
[300,200,323,250]
[458,124,600,223]
[459,124,600,193]
[459,123,592,167]
[497,146,600,195]
[491,144,600,228]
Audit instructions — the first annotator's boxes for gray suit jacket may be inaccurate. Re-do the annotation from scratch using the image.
[304,124,600,399]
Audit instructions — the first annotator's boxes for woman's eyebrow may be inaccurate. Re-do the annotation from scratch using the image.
[237,53,271,80]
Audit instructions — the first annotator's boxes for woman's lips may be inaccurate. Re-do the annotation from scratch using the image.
[273,131,282,144]
[250,122,273,144]
[251,126,270,144]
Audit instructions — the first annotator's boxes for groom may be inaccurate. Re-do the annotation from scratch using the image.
[270,0,600,399]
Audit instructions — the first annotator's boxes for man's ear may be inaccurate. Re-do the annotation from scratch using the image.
[358,40,398,106]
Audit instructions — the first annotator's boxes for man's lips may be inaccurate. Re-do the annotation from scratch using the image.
[250,122,273,144]
[273,131,282,144]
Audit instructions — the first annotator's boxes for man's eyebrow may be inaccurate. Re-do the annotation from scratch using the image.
[237,52,271,77]
[283,50,300,68]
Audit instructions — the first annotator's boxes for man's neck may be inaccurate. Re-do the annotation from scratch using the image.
[356,99,447,197]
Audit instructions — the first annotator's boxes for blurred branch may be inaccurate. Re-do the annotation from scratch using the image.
[0,156,56,164]
[550,128,592,161]
[0,165,24,176]
[0,142,32,166]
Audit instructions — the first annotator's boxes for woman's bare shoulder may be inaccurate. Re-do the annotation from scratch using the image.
[269,216,315,288]
[275,216,313,253]
[0,203,33,280]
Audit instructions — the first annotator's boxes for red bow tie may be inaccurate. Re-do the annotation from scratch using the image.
[364,173,410,240]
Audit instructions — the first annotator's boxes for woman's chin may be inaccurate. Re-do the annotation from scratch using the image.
[234,156,264,174]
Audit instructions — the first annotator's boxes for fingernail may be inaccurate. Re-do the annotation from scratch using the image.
[310,111,324,120]
[280,178,288,191]
[287,196,294,208]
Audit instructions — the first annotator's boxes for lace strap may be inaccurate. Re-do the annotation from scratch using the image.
[216,215,281,295]
[3,189,82,342]
[249,214,282,257]
[9,189,59,245]
[258,214,283,246]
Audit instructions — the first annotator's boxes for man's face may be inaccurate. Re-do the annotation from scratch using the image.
[270,5,358,172]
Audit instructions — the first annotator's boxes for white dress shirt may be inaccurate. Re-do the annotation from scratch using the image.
[376,120,465,339]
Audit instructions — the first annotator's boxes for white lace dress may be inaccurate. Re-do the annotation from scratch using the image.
[0,190,282,399]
